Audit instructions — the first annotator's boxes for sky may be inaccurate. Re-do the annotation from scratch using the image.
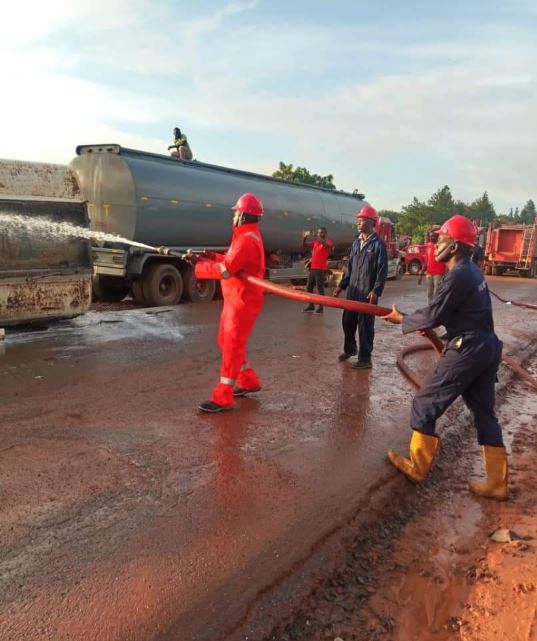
[1,0,536,213]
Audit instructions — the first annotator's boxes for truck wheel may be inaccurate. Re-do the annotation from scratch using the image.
[395,262,404,280]
[131,279,147,306]
[143,263,183,306]
[181,265,216,302]
[408,260,421,276]
[92,274,129,302]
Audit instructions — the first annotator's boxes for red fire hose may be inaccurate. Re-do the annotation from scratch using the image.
[242,275,537,391]
[489,289,537,311]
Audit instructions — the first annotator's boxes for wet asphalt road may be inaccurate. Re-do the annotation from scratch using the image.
[1,276,536,641]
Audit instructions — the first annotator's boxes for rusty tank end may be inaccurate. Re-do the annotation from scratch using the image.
[0,159,92,326]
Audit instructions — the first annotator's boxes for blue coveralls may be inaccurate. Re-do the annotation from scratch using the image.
[339,233,388,362]
[402,258,503,446]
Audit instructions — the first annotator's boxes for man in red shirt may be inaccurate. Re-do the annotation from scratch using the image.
[302,227,334,313]
[418,231,446,304]
[194,193,265,412]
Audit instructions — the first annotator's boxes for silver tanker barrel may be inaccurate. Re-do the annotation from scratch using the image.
[70,145,367,306]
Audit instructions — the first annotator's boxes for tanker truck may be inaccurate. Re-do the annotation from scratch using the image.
[0,159,92,326]
[70,145,401,306]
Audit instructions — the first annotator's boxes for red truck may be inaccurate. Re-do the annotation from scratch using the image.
[484,222,537,277]
[403,242,426,275]
[402,226,442,275]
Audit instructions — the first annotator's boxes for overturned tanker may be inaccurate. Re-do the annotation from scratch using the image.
[70,145,400,305]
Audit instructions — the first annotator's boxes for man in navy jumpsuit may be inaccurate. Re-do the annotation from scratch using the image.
[334,205,388,369]
[382,214,508,500]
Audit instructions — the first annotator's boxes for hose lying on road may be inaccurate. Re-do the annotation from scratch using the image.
[489,289,537,311]
[242,275,537,392]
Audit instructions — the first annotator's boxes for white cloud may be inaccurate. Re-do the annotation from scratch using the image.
[0,1,536,213]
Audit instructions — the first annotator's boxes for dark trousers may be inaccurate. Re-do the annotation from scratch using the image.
[342,310,375,362]
[306,269,326,306]
[411,334,503,446]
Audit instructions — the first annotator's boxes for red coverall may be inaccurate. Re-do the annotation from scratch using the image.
[195,223,266,407]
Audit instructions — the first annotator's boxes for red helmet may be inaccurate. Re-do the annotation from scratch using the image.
[439,214,476,246]
[232,192,264,216]
[356,205,379,225]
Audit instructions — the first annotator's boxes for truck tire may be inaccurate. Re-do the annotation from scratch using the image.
[408,260,422,276]
[181,265,216,302]
[92,274,129,303]
[131,279,148,306]
[143,263,183,306]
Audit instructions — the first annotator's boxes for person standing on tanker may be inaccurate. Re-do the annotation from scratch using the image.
[168,127,193,160]
[382,214,508,500]
[418,231,446,304]
[333,205,388,369]
[302,226,334,314]
[194,193,265,413]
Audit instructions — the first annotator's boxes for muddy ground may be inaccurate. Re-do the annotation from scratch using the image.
[1,275,536,641]
[262,354,537,641]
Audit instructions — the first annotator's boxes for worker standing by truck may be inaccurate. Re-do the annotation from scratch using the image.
[194,193,265,413]
[302,227,334,314]
[418,231,446,304]
[381,214,508,500]
[333,206,388,369]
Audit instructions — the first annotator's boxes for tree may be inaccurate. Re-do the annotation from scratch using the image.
[453,199,471,217]
[427,185,456,224]
[520,199,536,225]
[272,161,336,190]
[397,197,434,243]
[467,192,496,224]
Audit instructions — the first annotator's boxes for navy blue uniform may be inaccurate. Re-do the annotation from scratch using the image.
[339,233,388,362]
[402,258,503,446]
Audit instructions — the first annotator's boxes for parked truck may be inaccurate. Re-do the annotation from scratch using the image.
[484,221,537,277]
[0,160,92,326]
[69,145,401,305]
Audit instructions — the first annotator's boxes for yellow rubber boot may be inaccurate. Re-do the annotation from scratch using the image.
[387,431,440,483]
[468,445,508,500]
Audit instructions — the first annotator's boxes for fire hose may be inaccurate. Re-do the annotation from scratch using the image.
[157,248,537,391]
[489,289,537,311]
[241,275,537,392]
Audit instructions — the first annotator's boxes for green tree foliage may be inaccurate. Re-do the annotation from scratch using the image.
[467,192,496,224]
[397,196,434,243]
[272,161,336,190]
[520,199,537,224]
[428,185,457,224]
[395,187,517,242]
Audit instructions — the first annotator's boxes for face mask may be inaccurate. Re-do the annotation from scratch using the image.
[435,238,456,262]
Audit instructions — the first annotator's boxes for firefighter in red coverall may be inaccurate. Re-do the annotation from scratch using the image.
[194,193,266,413]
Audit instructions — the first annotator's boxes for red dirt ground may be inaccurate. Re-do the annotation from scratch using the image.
[263,356,537,641]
